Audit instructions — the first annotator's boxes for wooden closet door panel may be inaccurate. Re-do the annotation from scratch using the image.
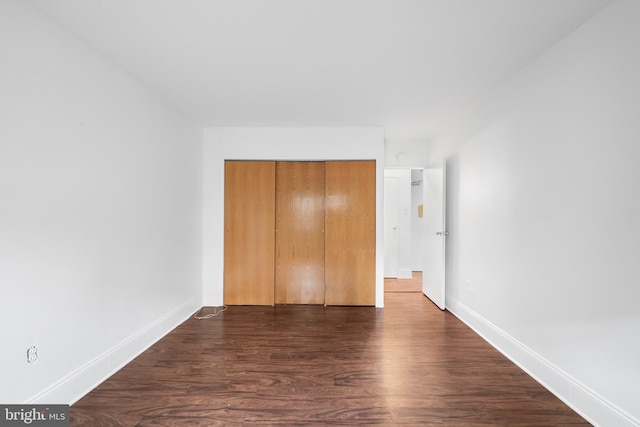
[224,161,276,305]
[324,160,376,306]
[275,162,325,304]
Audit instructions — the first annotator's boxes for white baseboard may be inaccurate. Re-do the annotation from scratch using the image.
[27,296,202,405]
[446,297,639,427]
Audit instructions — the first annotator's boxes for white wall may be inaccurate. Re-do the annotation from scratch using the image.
[410,169,424,271]
[384,139,430,169]
[202,127,385,307]
[384,169,412,278]
[431,0,640,425]
[0,1,202,404]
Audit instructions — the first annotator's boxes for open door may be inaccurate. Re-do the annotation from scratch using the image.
[422,159,446,310]
[383,176,400,278]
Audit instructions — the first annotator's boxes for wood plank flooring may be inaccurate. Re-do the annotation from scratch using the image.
[384,271,423,293]
[71,284,589,426]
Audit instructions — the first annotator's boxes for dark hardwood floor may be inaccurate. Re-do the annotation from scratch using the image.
[71,279,589,426]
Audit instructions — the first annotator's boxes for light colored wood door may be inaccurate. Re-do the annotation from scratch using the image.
[224,161,276,305]
[324,160,376,306]
[275,162,325,304]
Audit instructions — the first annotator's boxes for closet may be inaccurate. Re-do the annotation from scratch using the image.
[224,160,375,306]
[275,161,326,304]
[223,161,275,305]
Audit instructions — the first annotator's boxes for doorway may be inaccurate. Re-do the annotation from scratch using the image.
[384,168,424,292]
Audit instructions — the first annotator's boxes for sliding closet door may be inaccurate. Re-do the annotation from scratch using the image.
[224,161,276,305]
[275,162,325,304]
[324,160,376,306]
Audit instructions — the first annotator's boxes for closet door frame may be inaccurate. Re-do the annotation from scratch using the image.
[223,159,376,306]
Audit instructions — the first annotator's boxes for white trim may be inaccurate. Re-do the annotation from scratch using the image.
[27,296,202,405]
[446,297,639,427]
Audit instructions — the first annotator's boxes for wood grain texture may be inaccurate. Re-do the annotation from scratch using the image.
[275,161,325,304]
[71,292,589,426]
[385,271,422,293]
[324,160,376,306]
[224,161,276,305]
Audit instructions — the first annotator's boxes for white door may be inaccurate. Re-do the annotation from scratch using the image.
[423,160,446,309]
[384,176,399,278]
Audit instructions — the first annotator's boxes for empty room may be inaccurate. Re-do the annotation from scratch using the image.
[1,0,639,425]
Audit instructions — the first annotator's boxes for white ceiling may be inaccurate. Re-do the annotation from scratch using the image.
[30,0,613,141]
